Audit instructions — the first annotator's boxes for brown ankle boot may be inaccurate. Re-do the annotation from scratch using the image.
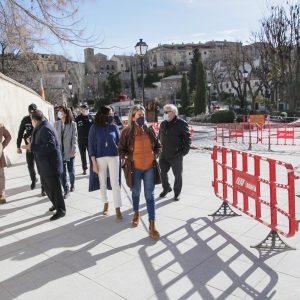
[103,203,109,215]
[115,207,123,220]
[132,211,140,227]
[149,220,160,239]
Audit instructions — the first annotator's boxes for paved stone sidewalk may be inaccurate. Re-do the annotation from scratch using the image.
[0,149,300,299]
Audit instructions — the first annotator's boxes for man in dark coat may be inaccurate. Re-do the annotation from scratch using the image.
[17,103,45,195]
[75,104,93,175]
[22,110,66,221]
[158,104,191,201]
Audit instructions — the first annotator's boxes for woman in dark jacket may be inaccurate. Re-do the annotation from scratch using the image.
[118,105,161,239]
[88,106,122,220]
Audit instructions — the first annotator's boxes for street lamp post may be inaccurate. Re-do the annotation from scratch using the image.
[242,70,248,111]
[135,38,148,109]
[207,82,211,113]
[68,81,73,107]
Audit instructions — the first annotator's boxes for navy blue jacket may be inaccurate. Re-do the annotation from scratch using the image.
[88,123,119,158]
[31,120,63,176]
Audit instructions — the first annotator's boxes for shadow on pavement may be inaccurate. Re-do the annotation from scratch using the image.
[0,200,278,299]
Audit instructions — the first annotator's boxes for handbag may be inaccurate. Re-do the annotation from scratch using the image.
[153,159,161,185]
[122,159,134,189]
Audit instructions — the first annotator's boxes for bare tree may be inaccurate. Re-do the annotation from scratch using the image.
[253,2,300,110]
[0,0,99,51]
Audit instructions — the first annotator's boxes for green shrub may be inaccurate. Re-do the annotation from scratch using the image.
[211,110,235,123]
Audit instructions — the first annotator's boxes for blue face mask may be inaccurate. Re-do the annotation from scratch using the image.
[107,116,114,124]
[136,116,145,126]
[57,111,63,119]
[163,112,169,121]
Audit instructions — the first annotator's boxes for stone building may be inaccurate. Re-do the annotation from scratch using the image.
[2,52,85,106]
[147,40,242,71]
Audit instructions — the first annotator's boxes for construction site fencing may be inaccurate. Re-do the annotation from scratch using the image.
[211,145,300,249]
[215,123,300,151]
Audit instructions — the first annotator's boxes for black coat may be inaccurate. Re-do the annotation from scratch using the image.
[75,114,93,141]
[31,120,63,176]
[158,116,191,160]
[17,115,34,148]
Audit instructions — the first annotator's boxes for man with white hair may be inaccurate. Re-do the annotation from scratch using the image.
[158,104,191,201]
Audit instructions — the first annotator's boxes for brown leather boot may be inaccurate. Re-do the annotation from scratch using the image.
[149,220,160,239]
[103,203,109,215]
[132,211,139,227]
[115,207,123,220]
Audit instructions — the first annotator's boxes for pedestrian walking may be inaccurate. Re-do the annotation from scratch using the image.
[54,106,78,199]
[118,105,161,239]
[0,123,11,204]
[21,110,66,221]
[158,104,191,201]
[17,103,45,195]
[75,104,93,175]
[88,106,122,219]
[109,106,124,130]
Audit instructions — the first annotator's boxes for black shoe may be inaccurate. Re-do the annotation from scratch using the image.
[82,170,87,175]
[70,186,75,192]
[41,191,46,196]
[49,206,55,212]
[64,192,70,199]
[174,194,180,201]
[159,187,172,198]
[31,178,38,190]
[50,212,65,221]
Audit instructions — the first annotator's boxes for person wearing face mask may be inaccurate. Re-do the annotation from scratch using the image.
[118,105,161,239]
[88,106,122,220]
[75,104,93,175]
[17,103,45,195]
[54,107,78,200]
[21,110,66,221]
[158,104,191,201]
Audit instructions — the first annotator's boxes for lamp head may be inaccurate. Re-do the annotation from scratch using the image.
[135,39,148,56]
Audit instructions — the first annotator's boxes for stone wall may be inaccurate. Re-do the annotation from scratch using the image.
[0,72,54,165]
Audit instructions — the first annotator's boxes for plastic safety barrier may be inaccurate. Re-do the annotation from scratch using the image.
[215,123,300,151]
[211,145,300,249]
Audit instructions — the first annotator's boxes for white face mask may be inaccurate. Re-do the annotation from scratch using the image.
[81,109,89,116]
[163,113,169,121]
[57,111,63,119]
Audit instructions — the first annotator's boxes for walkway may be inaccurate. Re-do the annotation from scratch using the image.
[1,148,300,299]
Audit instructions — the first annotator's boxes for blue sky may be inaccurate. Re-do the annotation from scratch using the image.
[43,0,290,62]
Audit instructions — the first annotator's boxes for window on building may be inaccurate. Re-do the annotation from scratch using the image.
[112,65,115,70]
[106,65,109,70]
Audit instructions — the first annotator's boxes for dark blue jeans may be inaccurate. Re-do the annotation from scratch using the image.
[60,157,75,193]
[132,167,155,221]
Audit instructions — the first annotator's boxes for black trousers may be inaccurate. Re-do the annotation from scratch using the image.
[78,139,89,171]
[26,151,44,192]
[26,151,36,182]
[159,155,183,196]
[41,175,66,214]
